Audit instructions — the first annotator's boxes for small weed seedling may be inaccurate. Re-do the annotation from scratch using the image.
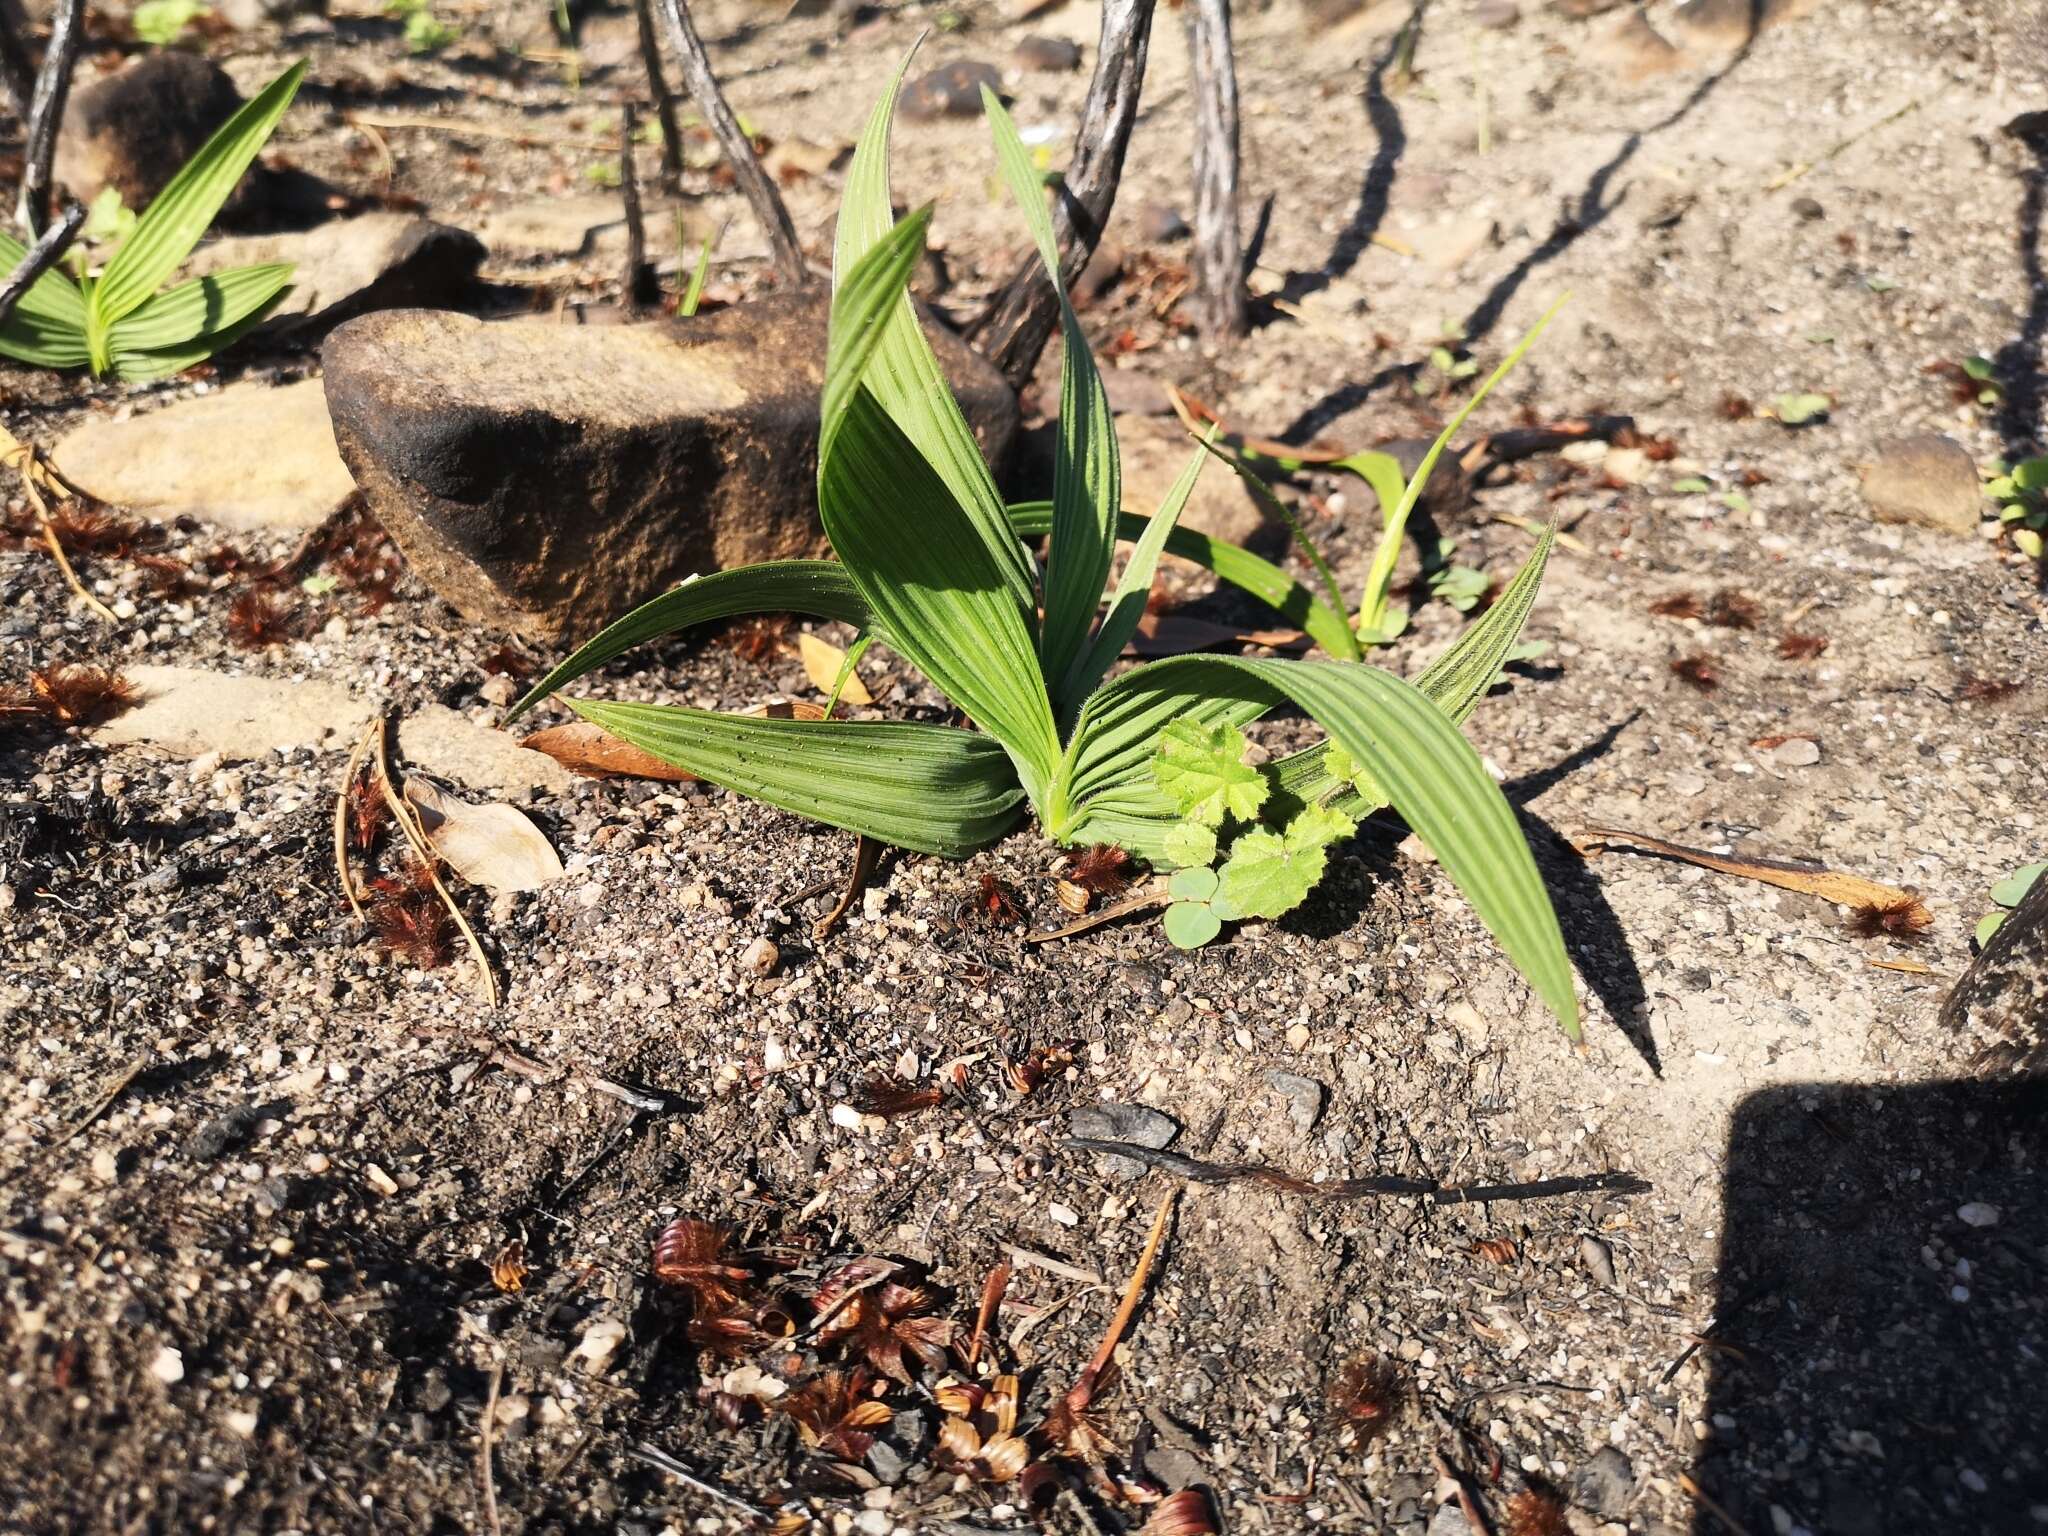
[1975,862,2045,948]
[0,63,303,381]
[385,0,460,52]
[507,63,1581,1036]
[132,0,211,45]
[1984,457,2048,561]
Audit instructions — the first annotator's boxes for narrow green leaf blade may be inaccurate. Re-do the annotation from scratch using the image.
[0,230,88,325]
[1007,500,1357,658]
[983,86,1118,703]
[506,561,875,725]
[91,61,305,331]
[1063,436,1210,703]
[564,698,1025,857]
[820,384,1062,796]
[106,263,294,352]
[833,50,1037,620]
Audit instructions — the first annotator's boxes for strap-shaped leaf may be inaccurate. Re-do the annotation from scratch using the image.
[563,698,1025,857]
[0,230,87,325]
[823,206,933,460]
[107,262,294,352]
[982,86,1118,707]
[821,382,1062,800]
[1064,655,1576,1034]
[89,61,305,336]
[505,561,875,726]
[0,307,91,369]
[1357,297,1563,629]
[1006,501,1356,658]
[832,51,1037,622]
[1271,525,1554,810]
[1060,435,1210,710]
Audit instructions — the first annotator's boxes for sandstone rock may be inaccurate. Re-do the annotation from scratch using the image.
[1549,0,1626,15]
[900,61,1002,120]
[54,53,248,214]
[91,666,371,759]
[1589,10,1683,80]
[54,377,356,533]
[1100,369,1173,418]
[322,292,1019,644]
[1669,0,1820,48]
[474,191,698,264]
[1858,433,1983,537]
[185,213,484,334]
[1011,34,1082,72]
[1473,0,1520,28]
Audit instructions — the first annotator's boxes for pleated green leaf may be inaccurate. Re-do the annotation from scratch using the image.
[0,307,92,369]
[982,86,1118,706]
[505,561,875,726]
[106,262,294,353]
[820,382,1062,799]
[1005,500,1357,658]
[0,230,87,326]
[1270,525,1555,811]
[89,62,304,346]
[1065,654,1577,1034]
[1062,434,1213,710]
[564,698,1025,857]
[833,51,1037,621]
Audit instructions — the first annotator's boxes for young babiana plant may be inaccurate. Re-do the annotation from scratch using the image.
[507,63,1580,1035]
[0,62,304,381]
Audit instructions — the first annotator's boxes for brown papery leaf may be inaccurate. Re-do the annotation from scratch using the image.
[798,632,874,706]
[404,778,564,894]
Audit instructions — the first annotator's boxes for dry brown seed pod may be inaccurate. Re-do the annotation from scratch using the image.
[1054,878,1091,915]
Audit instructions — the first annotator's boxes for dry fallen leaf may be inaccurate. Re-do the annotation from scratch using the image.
[491,1240,528,1293]
[403,778,565,894]
[799,632,873,706]
[1130,611,1307,657]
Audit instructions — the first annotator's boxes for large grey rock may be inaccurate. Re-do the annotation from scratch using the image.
[321,292,1020,644]
[186,213,485,334]
[1858,433,1984,537]
[54,53,247,214]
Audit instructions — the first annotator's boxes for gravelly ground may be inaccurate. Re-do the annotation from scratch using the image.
[3,0,2046,1533]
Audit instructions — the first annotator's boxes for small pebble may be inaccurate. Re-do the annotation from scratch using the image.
[742,936,779,977]
[151,1346,185,1385]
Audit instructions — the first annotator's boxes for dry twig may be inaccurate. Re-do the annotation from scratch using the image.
[373,714,499,1006]
[0,201,85,329]
[16,0,84,233]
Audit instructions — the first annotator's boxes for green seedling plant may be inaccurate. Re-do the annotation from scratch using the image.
[1985,457,2048,561]
[506,64,1580,1036]
[1178,298,1563,649]
[132,0,211,45]
[385,0,459,53]
[1975,861,2045,948]
[0,62,303,381]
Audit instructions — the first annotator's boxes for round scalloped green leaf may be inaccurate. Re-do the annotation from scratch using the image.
[1991,862,2047,909]
[1974,910,2007,948]
[1218,827,1323,921]
[1207,887,1243,924]
[1168,866,1219,903]
[1163,902,1222,949]
[1151,718,1267,828]
[1161,821,1218,869]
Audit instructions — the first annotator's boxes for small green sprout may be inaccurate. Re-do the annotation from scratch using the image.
[385,0,459,52]
[133,0,210,45]
[1975,862,2044,948]
[1772,392,1832,426]
[1985,457,2048,561]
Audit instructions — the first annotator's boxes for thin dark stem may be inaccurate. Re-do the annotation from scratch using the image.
[1185,0,1246,337]
[648,0,808,287]
[16,0,85,235]
[967,0,1157,389]
[619,102,656,310]
[0,199,83,329]
[629,0,684,191]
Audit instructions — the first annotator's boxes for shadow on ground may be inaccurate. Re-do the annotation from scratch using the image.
[1698,1076,2048,1535]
